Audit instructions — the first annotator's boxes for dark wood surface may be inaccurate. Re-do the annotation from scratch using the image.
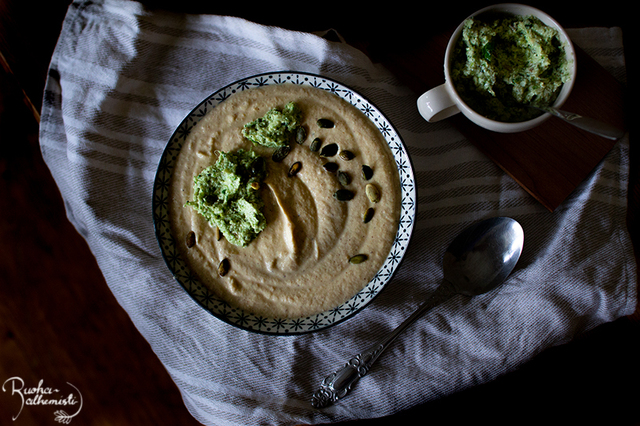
[1,1,638,425]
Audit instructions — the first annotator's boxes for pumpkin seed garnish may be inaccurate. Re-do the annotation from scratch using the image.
[323,162,339,173]
[337,170,351,186]
[339,150,355,161]
[317,118,334,128]
[349,254,368,264]
[288,161,302,177]
[365,183,381,203]
[309,138,322,152]
[320,143,339,157]
[361,165,373,180]
[272,145,291,162]
[218,258,230,276]
[186,231,196,248]
[251,156,265,176]
[295,126,307,144]
[333,189,355,201]
[363,207,374,223]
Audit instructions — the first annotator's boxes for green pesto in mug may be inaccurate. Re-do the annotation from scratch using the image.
[451,14,571,122]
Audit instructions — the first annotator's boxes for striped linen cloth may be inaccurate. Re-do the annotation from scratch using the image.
[39,1,636,424]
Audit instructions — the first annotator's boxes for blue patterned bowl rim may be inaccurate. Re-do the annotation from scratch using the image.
[152,71,416,335]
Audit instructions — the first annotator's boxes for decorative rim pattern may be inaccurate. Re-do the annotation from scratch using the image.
[152,72,416,335]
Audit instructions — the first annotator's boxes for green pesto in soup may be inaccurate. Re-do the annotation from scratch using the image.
[450,14,571,122]
[185,149,267,247]
[242,101,302,148]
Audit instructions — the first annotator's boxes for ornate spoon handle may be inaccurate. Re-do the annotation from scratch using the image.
[311,282,456,408]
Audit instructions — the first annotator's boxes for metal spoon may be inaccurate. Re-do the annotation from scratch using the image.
[532,106,625,141]
[311,217,524,408]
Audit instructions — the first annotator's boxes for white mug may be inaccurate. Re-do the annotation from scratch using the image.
[417,3,577,133]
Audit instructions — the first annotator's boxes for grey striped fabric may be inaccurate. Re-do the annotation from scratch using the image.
[39,1,636,424]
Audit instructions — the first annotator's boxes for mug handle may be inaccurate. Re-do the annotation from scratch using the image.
[417,84,460,122]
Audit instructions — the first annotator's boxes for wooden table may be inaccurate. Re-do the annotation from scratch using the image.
[1,1,637,424]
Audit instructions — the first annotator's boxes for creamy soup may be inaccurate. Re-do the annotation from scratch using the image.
[169,84,400,319]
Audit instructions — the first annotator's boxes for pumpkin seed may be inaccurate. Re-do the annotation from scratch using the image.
[361,165,373,180]
[349,254,368,264]
[272,145,291,162]
[251,156,265,176]
[323,162,339,173]
[339,150,355,161]
[365,183,381,203]
[320,143,338,157]
[317,118,334,128]
[288,161,302,177]
[186,231,196,248]
[309,138,322,152]
[295,126,307,144]
[363,207,374,223]
[334,189,355,201]
[337,170,351,186]
[218,258,230,276]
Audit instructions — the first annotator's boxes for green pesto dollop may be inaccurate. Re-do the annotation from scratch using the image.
[185,149,267,247]
[450,14,571,122]
[242,101,302,148]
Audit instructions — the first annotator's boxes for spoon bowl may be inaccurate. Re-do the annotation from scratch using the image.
[444,217,524,296]
[311,217,524,408]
